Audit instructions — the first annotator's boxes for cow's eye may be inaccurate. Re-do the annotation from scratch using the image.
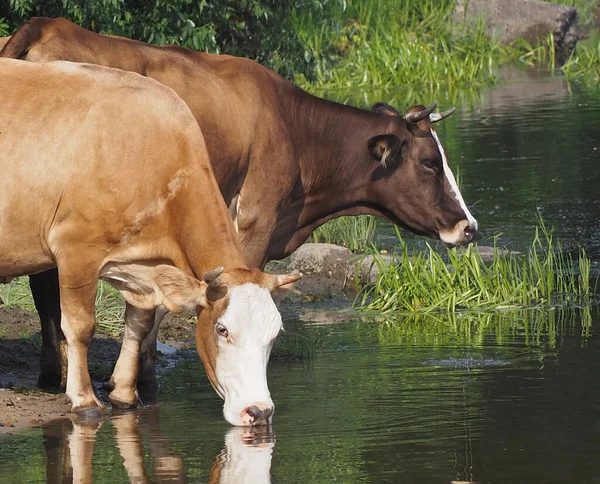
[216,323,229,337]
[422,159,437,171]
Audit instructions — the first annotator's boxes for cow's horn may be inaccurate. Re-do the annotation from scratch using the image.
[405,101,438,124]
[430,107,456,123]
[203,266,224,287]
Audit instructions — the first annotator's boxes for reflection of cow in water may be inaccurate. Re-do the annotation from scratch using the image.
[209,427,274,484]
[41,408,275,483]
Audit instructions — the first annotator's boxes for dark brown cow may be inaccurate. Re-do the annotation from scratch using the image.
[0,17,478,389]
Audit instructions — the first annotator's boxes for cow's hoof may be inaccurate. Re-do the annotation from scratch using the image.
[137,373,158,391]
[73,405,105,422]
[37,372,62,390]
[109,391,138,410]
[138,385,159,407]
[103,378,115,392]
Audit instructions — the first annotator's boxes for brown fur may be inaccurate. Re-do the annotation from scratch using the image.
[1,17,474,266]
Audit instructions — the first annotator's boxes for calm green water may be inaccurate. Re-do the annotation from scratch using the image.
[0,307,598,483]
[2,73,600,483]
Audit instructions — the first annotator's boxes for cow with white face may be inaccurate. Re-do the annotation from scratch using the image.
[191,270,294,425]
[0,58,301,426]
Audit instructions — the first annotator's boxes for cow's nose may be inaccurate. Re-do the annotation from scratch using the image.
[243,405,273,426]
[464,225,477,243]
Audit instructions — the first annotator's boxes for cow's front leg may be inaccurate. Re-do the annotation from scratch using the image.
[59,280,104,416]
[109,304,156,408]
[30,269,67,389]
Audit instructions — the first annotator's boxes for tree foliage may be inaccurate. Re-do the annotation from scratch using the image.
[0,0,318,80]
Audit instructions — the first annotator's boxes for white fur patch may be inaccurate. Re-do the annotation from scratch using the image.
[430,127,478,230]
[214,284,282,426]
[129,168,189,230]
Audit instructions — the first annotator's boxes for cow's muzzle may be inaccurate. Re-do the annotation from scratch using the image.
[241,404,274,426]
[439,219,478,246]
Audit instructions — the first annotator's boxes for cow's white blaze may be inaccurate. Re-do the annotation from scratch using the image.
[215,283,282,426]
[430,127,478,243]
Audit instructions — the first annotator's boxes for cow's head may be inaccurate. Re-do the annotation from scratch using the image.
[368,101,477,246]
[191,267,300,427]
[100,262,300,427]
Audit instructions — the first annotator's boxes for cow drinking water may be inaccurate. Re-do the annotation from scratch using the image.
[0,58,300,425]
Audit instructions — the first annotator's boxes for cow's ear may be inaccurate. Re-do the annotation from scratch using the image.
[263,271,302,303]
[154,265,212,311]
[100,262,211,312]
[368,134,403,168]
[371,102,401,116]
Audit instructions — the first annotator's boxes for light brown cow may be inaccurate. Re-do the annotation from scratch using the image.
[0,58,299,425]
[0,17,478,390]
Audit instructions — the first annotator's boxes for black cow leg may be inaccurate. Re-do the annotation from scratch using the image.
[136,307,168,405]
[30,269,67,389]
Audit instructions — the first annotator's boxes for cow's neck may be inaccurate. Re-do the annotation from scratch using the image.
[272,88,397,258]
[172,176,248,277]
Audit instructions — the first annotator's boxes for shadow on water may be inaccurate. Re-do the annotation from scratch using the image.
[38,407,274,483]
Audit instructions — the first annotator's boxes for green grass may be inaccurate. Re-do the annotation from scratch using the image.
[561,37,600,84]
[292,0,501,93]
[357,217,594,313]
[291,0,600,94]
[311,215,378,252]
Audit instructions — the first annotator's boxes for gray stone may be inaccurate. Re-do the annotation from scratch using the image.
[475,245,520,263]
[350,254,400,286]
[286,243,355,296]
[454,0,583,65]
[156,341,178,355]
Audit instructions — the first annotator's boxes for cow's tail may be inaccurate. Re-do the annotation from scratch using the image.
[0,17,51,59]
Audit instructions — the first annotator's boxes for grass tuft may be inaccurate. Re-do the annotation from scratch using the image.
[0,277,125,335]
[292,0,501,93]
[311,215,378,252]
[357,217,594,313]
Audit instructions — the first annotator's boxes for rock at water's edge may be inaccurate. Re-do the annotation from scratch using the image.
[453,0,583,65]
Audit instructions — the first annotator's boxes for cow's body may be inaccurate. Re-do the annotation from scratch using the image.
[0,17,478,391]
[0,58,296,425]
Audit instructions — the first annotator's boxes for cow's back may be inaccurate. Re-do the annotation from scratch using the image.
[0,58,211,276]
[0,17,287,204]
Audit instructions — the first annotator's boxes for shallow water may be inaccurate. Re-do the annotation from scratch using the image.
[1,306,599,483]
[2,73,600,483]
